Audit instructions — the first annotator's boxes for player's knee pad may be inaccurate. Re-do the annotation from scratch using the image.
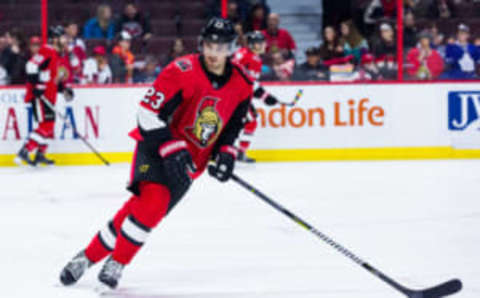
[37,121,55,138]
[131,182,171,229]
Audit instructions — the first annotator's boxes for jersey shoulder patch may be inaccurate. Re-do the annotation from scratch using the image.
[175,58,193,72]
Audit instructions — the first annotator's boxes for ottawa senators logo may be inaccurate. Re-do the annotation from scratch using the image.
[185,97,222,148]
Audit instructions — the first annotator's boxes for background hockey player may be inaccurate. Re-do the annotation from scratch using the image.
[15,26,74,166]
[232,31,279,163]
[60,17,253,290]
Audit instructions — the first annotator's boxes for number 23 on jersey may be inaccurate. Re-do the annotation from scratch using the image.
[141,87,165,110]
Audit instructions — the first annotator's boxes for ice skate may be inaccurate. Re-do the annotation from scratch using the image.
[98,256,124,290]
[14,147,35,166]
[34,151,55,166]
[60,250,93,286]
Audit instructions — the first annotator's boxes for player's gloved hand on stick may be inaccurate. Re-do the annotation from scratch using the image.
[159,140,196,192]
[255,86,278,106]
[63,87,74,102]
[208,145,236,182]
[264,93,278,106]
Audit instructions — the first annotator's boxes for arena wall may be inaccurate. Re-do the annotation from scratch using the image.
[1,82,480,166]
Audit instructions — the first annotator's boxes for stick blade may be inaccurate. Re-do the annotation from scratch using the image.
[412,279,462,298]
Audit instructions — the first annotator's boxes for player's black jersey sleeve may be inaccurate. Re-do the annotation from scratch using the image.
[212,98,251,156]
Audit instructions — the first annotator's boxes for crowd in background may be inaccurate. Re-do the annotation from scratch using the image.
[0,0,479,85]
[289,0,480,82]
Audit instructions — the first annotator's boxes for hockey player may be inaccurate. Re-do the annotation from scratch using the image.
[15,26,74,166]
[59,17,253,290]
[232,31,279,163]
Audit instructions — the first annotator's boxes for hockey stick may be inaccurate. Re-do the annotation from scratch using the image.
[230,173,462,298]
[40,96,110,166]
[278,89,303,107]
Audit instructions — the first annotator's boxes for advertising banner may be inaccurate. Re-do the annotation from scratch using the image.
[1,83,479,165]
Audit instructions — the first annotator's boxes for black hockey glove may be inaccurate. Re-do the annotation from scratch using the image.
[63,87,74,102]
[254,86,278,106]
[58,82,74,102]
[159,140,196,193]
[264,93,278,106]
[208,146,237,182]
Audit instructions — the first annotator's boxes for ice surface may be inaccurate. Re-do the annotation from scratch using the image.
[0,160,479,297]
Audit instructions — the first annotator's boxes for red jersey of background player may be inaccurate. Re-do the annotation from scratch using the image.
[232,46,262,81]
[130,53,253,176]
[25,44,59,104]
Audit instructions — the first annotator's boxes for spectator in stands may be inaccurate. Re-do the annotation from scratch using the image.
[262,13,296,58]
[112,31,135,82]
[372,23,397,79]
[244,3,267,33]
[319,26,345,62]
[404,0,418,11]
[65,21,86,52]
[206,0,268,22]
[270,51,295,81]
[292,47,328,81]
[372,23,396,58]
[162,38,186,66]
[429,23,446,57]
[444,24,480,79]
[406,31,444,80]
[28,36,41,58]
[116,2,152,43]
[403,11,418,49]
[0,28,26,85]
[355,53,382,81]
[133,55,161,83]
[226,1,241,23]
[82,46,112,84]
[427,0,456,19]
[83,4,116,40]
[65,21,87,83]
[364,0,397,25]
[339,20,368,63]
[234,22,247,47]
[405,0,431,17]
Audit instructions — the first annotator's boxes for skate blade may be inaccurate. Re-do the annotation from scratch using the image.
[13,156,23,166]
[95,284,114,296]
[36,162,55,167]
[14,156,35,167]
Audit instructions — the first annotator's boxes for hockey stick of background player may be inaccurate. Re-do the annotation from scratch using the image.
[230,172,462,298]
[40,96,111,166]
[277,89,303,107]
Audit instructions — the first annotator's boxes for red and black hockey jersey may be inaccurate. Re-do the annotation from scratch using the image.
[25,44,60,103]
[232,47,262,81]
[131,54,253,177]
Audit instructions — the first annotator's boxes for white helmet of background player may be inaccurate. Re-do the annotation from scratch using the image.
[246,30,266,55]
[199,17,237,72]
